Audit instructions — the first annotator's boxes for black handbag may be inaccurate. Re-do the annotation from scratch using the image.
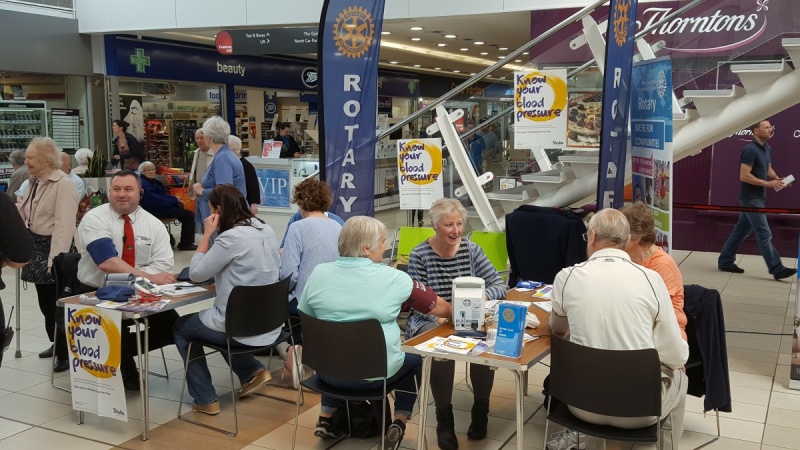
[20,231,54,284]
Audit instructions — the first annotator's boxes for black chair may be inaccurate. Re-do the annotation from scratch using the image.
[50,252,173,392]
[291,311,418,450]
[544,336,664,449]
[177,277,294,436]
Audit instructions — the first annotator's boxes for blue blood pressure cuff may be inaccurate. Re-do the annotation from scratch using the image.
[86,238,118,265]
[96,286,135,302]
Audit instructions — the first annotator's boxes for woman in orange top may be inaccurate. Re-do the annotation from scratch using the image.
[620,202,688,341]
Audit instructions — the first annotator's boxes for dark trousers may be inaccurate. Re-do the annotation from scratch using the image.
[160,207,196,246]
[120,309,180,375]
[35,283,69,361]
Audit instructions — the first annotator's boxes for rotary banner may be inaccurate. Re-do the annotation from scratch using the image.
[318,0,386,218]
[66,305,127,421]
[597,0,639,209]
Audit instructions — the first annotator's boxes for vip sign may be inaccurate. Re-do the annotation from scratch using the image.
[66,306,127,421]
[397,139,444,210]
[256,168,290,208]
[513,69,568,149]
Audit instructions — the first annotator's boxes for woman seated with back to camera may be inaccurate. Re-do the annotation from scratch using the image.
[620,201,688,341]
[406,197,506,450]
[299,216,452,450]
[277,178,342,389]
[172,184,281,415]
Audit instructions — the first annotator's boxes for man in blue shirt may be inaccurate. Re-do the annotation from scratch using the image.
[718,119,796,280]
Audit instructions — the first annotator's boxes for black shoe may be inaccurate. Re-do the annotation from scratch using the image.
[39,345,54,359]
[53,360,69,373]
[774,267,797,280]
[177,243,198,251]
[383,420,406,450]
[435,405,459,450]
[121,370,141,391]
[467,399,489,440]
[314,417,341,438]
[719,264,744,274]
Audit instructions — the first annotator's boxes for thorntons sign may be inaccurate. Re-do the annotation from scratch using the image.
[531,0,786,63]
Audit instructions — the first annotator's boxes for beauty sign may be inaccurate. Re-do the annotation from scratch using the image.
[397,138,444,210]
[66,306,127,421]
[514,69,568,149]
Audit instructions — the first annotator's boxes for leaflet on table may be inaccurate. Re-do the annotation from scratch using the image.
[159,283,208,297]
[532,301,553,313]
[416,336,486,356]
[94,300,172,313]
[511,285,552,298]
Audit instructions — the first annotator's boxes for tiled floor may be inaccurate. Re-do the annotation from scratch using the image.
[1,209,799,449]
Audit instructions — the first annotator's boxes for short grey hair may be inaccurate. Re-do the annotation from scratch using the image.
[74,148,93,165]
[138,161,156,172]
[429,198,467,229]
[9,149,25,166]
[588,209,630,249]
[228,135,242,154]
[338,216,387,258]
[201,116,231,145]
[27,137,62,169]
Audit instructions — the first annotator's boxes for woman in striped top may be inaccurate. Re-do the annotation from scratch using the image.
[406,198,506,450]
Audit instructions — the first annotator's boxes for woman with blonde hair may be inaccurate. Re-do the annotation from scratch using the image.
[17,137,79,372]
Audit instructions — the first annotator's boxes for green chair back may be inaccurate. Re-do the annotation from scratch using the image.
[393,226,436,260]
[469,231,509,274]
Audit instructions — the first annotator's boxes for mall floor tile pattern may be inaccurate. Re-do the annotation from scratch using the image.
[1,209,798,449]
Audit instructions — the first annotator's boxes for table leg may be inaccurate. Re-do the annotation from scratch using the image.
[14,269,21,358]
[143,317,150,439]
[416,356,432,450]
[513,370,525,450]
[134,318,150,440]
[523,370,529,396]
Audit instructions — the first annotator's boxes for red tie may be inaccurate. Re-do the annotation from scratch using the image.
[122,214,136,267]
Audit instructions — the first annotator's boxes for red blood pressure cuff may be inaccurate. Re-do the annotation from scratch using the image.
[401,280,438,313]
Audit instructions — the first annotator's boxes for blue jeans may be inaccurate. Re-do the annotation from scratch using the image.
[718,198,784,275]
[173,313,265,406]
[319,353,422,418]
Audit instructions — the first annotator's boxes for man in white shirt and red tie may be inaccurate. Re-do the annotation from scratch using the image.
[77,169,178,390]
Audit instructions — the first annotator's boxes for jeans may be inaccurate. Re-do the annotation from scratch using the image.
[173,313,265,406]
[718,198,784,275]
[319,353,422,418]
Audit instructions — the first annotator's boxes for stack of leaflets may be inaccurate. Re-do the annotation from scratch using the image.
[433,335,483,355]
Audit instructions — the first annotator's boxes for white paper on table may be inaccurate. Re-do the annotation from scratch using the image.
[532,301,553,312]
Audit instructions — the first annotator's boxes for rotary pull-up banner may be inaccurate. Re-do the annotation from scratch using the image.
[318,0,386,218]
[596,0,639,210]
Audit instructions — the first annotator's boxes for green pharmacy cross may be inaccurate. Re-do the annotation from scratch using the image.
[130,48,151,74]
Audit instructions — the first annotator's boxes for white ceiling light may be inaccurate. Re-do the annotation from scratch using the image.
[413,64,421,67]
[381,31,391,35]
[390,61,398,64]
[411,37,421,41]
[379,41,527,70]
[434,67,442,70]
[515,59,522,63]
[453,70,460,73]
[437,43,446,47]
[444,34,457,38]
[474,41,484,45]
[460,48,469,51]
[410,26,423,31]
[480,52,488,55]
[522,52,529,55]
[499,47,509,51]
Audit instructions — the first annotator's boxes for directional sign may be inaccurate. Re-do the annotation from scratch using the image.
[216,28,318,55]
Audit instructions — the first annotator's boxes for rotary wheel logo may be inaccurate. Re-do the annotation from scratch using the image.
[333,6,376,59]
[656,71,667,99]
[613,0,632,47]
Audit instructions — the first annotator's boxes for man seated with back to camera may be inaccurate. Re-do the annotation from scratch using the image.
[77,170,179,391]
[547,209,688,450]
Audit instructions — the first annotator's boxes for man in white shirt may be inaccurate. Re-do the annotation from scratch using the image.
[77,170,178,390]
[548,208,689,450]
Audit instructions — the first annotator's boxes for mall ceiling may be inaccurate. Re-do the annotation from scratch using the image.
[146,11,533,82]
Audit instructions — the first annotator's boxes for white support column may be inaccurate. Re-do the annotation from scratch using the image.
[579,15,607,75]
[429,106,503,232]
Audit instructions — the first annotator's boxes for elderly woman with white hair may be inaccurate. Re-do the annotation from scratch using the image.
[139,161,197,251]
[73,148,93,175]
[228,135,260,216]
[191,116,245,231]
[299,216,451,448]
[16,137,79,373]
[406,197,506,450]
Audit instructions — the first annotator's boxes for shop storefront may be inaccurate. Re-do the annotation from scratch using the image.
[0,10,94,188]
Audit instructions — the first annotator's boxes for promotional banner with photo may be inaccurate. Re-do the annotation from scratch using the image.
[66,306,127,421]
[631,57,673,252]
[794,266,800,389]
[513,69,568,150]
[397,138,444,210]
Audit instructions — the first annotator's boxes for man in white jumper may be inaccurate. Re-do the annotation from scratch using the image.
[548,208,689,450]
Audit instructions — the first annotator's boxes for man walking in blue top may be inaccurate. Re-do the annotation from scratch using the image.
[718,119,796,280]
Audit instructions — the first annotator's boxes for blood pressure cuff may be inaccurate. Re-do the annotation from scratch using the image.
[401,280,438,313]
[96,286,135,302]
